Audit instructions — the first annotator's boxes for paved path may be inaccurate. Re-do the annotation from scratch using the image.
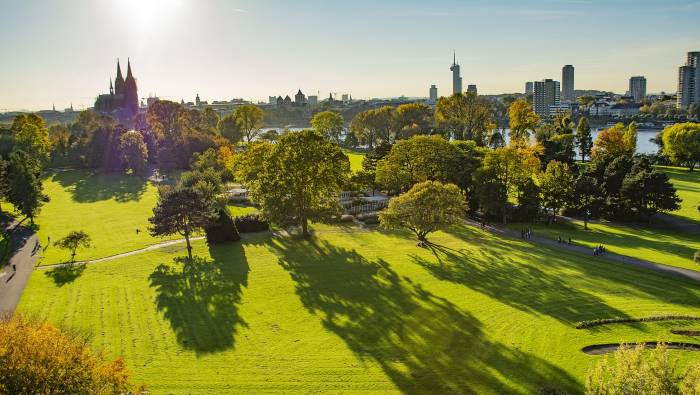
[36,236,207,270]
[467,219,700,283]
[0,222,40,315]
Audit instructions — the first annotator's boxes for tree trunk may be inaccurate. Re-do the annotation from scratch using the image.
[185,234,192,261]
[301,215,309,237]
[583,211,589,230]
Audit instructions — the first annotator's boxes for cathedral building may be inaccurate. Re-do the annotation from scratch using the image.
[94,59,139,120]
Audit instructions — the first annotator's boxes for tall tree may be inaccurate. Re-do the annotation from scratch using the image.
[217,113,243,144]
[621,168,681,221]
[11,114,51,161]
[575,117,593,162]
[149,187,217,260]
[6,150,48,224]
[593,122,636,157]
[507,99,540,143]
[379,181,466,244]
[233,105,265,143]
[201,107,221,135]
[238,130,349,236]
[350,106,394,148]
[393,102,433,139]
[435,93,493,144]
[310,111,344,144]
[572,175,603,229]
[539,160,575,223]
[661,122,700,171]
[118,131,148,174]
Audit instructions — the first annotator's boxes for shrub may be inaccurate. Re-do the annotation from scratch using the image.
[234,213,270,233]
[357,213,379,225]
[339,214,354,223]
[576,314,700,329]
[205,208,241,244]
[0,315,131,394]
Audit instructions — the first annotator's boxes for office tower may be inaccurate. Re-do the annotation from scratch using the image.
[562,65,574,102]
[467,84,477,95]
[429,85,438,102]
[450,52,462,94]
[533,79,561,118]
[628,76,647,102]
[677,51,700,108]
[525,81,534,94]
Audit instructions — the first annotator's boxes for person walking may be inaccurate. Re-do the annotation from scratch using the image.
[12,264,16,272]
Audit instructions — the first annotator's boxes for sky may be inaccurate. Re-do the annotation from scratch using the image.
[1,0,699,111]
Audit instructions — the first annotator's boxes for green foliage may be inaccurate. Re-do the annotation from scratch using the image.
[508,99,539,142]
[118,130,148,174]
[350,106,394,148]
[205,208,240,244]
[576,117,593,162]
[190,146,235,183]
[393,102,433,139]
[310,111,344,144]
[593,122,637,158]
[11,113,51,162]
[217,113,243,144]
[201,107,221,135]
[379,180,466,242]
[237,130,349,236]
[661,122,700,171]
[435,93,494,144]
[621,167,681,220]
[148,186,218,260]
[6,150,48,222]
[540,161,575,222]
[572,175,604,229]
[233,105,264,143]
[54,230,92,262]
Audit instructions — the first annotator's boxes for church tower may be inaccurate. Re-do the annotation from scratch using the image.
[123,58,139,118]
[115,59,125,96]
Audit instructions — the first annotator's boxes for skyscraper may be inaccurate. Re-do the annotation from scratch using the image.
[467,84,477,95]
[533,79,560,118]
[561,65,574,102]
[677,51,700,108]
[628,76,647,102]
[429,85,438,103]
[450,52,462,94]
[525,81,534,94]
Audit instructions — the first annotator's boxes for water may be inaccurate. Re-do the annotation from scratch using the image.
[499,128,661,155]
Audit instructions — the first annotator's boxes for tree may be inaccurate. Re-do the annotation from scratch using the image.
[572,175,603,229]
[539,161,575,223]
[118,130,148,174]
[575,117,593,162]
[379,181,466,244]
[0,315,130,394]
[350,106,394,148]
[6,150,48,224]
[435,93,494,144]
[310,111,344,144]
[586,343,699,394]
[233,105,265,143]
[479,145,541,224]
[191,146,235,183]
[621,168,681,221]
[238,130,349,237]
[11,114,51,161]
[217,113,243,144]
[593,122,636,157]
[508,99,540,142]
[661,122,700,171]
[54,230,92,262]
[394,102,433,138]
[149,186,218,260]
[201,106,221,135]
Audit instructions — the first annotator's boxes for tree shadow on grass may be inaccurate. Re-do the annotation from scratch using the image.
[51,170,147,203]
[44,263,86,286]
[148,242,249,354]
[270,237,580,393]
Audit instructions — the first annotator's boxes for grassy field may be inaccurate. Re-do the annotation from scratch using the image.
[34,170,180,265]
[18,223,700,393]
[344,150,365,173]
[508,218,700,271]
[661,166,700,224]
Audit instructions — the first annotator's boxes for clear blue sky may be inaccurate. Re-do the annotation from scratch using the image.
[1,0,699,111]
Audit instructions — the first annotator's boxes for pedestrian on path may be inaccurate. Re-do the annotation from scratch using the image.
[12,264,16,272]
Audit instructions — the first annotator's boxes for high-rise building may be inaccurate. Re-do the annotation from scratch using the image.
[533,79,561,118]
[561,65,574,102]
[450,52,462,94]
[467,84,477,95]
[628,76,647,102]
[677,51,700,108]
[429,85,438,103]
[525,81,534,94]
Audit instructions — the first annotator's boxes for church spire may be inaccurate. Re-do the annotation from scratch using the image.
[115,58,125,95]
[126,58,134,80]
[110,78,114,95]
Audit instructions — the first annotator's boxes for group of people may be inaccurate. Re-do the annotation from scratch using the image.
[520,228,533,239]
[593,245,606,256]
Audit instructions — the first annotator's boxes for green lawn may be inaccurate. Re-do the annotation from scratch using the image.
[18,224,700,393]
[344,150,365,173]
[226,204,258,217]
[508,219,700,271]
[661,166,700,224]
[34,170,180,265]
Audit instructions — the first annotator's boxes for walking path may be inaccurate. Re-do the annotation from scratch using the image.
[0,222,40,315]
[36,236,207,270]
[467,219,700,283]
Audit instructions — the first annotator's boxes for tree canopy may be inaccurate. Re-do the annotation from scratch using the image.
[310,111,344,144]
[661,122,700,171]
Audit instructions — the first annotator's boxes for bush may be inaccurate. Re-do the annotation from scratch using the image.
[205,208,241,244]
[576,314,700,329]
[356,213,379,225]
[234,213,270,233]
[0,315,131,394]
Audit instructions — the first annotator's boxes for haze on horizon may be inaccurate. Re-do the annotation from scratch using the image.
[1,0,699,111]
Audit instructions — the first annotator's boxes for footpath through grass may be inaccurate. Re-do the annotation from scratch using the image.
[34,170,180,265]
[508,218,700,272]
[18,224,700,393]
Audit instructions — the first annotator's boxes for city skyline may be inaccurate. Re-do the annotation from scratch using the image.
[1,0,700,111]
